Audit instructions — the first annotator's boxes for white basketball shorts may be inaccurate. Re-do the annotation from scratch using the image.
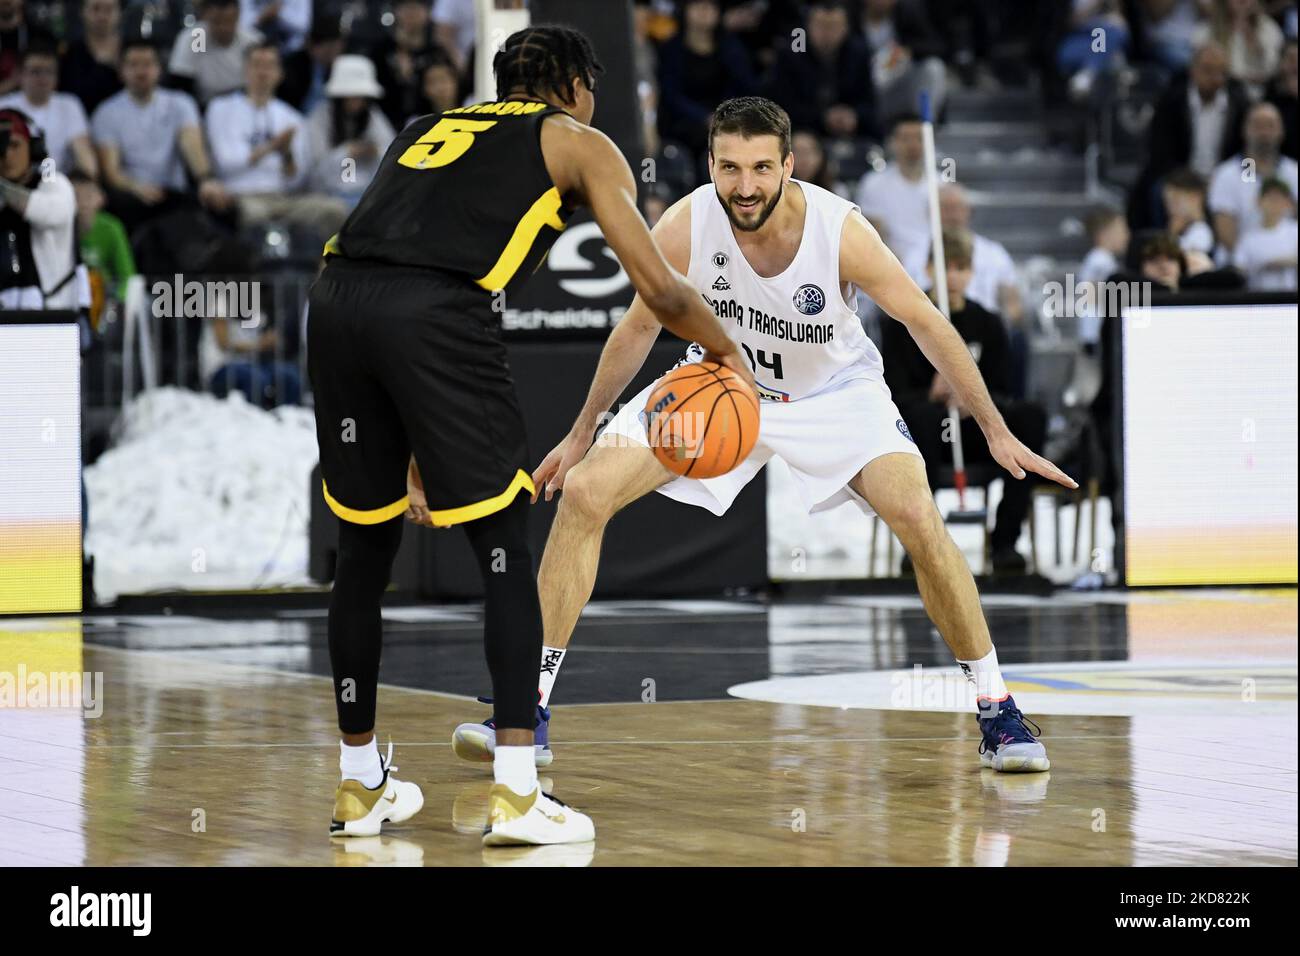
[597,366,925,517]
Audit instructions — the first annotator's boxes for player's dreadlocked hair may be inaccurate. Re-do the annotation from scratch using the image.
[493,25,604,105]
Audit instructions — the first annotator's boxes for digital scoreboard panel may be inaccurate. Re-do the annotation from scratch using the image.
[1120,302,1298,586]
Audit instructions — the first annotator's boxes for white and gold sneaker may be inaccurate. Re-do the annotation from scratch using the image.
[329,742,424,838]
[482,784,594,847]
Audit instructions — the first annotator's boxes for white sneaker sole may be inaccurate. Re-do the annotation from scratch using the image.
[330,782,424,837]
[452,723,553,767]
[482,813,595,847]
[981,750,1051,773]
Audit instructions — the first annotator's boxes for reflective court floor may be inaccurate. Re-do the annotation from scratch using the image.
[0,588,1294,866]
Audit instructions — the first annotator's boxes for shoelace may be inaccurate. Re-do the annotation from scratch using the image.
[978,705,1042,753]
[381,739,397,775]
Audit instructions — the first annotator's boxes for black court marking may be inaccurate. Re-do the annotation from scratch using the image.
[63,597,1145,705]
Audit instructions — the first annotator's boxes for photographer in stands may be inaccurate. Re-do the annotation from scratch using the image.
[0,108,85,312]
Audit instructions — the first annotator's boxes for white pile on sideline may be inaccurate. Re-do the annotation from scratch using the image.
[85,388,320,601]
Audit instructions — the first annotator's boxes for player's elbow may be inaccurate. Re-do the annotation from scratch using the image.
[640,277,691,320]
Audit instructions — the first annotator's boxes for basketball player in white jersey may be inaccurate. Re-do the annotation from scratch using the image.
[450,97,1075,773]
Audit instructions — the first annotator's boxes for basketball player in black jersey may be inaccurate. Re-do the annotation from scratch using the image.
[309,25,752,846]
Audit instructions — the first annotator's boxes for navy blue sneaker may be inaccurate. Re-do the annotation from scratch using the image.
[452,696,553,768]
[977,695,1050,772]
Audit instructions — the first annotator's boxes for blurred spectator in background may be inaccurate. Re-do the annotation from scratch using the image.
[1130,41,1247,226]
[418,49,462,119]
[716,0,806,72]
[1267,37,1298,158]
[0,0,50,98]
[372,0,444,130]
[61,0,124,116]
[643,183,674,228]
[883,228,1046,574]
[92,40,228,232]
[0,41,98,178]
[432,0,476,73]
[206,42,347,235]
[1233,176,1298,288]
[855,112,929,272]
[1161,166,1221,262]
[169,0,263,107]
[306,55,394,209]
[1208,100,1298,251]
[241,0,312,54]
[1136,231,1186,290]
[792,127,847,195]
[860,0,948,122]
[1194,0,1285,95]
[1133,0,1207,71]
[632,0,662,154]
[201,305,302,407]
[1078,206,1130,346]
[658,0,758,160]
[937,183,1027,399]
[71,170,135,319]
[1058,0,1131,101]
[937,183,1022,324]
[277,15,343,115]
[0,107,79,311]
[768,0,877,141]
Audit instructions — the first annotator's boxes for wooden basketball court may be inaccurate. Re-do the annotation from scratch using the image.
[1,588,1294,866]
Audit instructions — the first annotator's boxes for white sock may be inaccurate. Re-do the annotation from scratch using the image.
[538,646,566,708]
[956,647,1009,703]
[340,739,383,789]
[494,745,538,797]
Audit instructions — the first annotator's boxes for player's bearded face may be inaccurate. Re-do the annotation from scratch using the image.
[718,179,783,232]
[711,136,787,232]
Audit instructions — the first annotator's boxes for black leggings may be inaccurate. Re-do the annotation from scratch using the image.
[328,495,543,735]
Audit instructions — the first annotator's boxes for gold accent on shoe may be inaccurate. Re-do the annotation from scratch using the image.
[486,784,537,826]
[332,778,386,823]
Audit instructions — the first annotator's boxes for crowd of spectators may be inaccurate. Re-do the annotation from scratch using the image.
[1,0,1294,418]
[0,0,486,407]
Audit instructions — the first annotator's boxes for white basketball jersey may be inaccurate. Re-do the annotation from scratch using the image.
[684,178,884,402]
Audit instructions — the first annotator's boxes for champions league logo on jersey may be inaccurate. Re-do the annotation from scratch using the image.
[896,418,915,443]
[792,284,826,315]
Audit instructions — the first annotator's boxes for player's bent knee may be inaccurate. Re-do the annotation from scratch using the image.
[887,496,945,553]
[556,462,616,527]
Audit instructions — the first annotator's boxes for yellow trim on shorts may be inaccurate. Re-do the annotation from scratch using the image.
[425,469,536,526]
[322,482,409,525]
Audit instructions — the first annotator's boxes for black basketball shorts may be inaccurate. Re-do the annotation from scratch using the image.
[307,258,533,526]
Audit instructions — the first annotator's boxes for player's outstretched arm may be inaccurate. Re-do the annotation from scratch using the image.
[547,119,745,368]
[531,198,697,500]
[839,211,1078,490]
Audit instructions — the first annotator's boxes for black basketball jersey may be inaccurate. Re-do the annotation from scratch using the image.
[325,100,574,295]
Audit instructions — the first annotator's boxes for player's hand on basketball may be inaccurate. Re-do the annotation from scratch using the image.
[705,346,758,398]
[987,427,1078,490]
[532,431,588,503]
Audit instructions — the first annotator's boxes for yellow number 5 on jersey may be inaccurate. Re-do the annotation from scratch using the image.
[397,118,498,170]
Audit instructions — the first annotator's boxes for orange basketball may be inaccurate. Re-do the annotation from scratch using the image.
[643,361,759,478]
